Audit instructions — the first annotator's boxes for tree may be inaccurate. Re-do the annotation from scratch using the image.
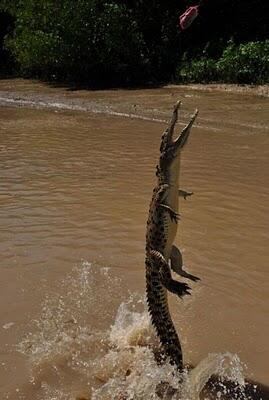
[4,0,147,85]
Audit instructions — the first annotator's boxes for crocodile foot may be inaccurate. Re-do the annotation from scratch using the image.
[182,271,200,282]
[169,280,191,298]
[149,250,191,298]
[178,189,193,199]
[159,204,180,223]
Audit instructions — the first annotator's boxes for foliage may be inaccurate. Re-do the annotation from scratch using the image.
[3,0,147,85]
[176,57,218,83]
[217,40,269,84]
[175,41,269,84]
[1,0,269,85]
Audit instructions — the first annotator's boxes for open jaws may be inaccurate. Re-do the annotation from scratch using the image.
[173,108,199,152]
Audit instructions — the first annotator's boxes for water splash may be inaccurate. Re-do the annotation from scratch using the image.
[183,352,247,400]
[93,298,181,400]
[17,262,254,399]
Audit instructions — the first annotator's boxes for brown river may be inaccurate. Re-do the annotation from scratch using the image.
[0,79,268,400]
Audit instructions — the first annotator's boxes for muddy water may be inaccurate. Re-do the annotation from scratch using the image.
[0,80,268,399]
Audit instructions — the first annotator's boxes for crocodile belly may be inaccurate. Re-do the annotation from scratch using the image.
[163,213,177,260]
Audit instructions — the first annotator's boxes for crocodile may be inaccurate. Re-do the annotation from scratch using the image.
[145,101,199,371]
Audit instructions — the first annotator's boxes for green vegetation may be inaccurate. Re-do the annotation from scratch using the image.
[2,0,147,85]
[217,41,269,84]
[1,0,268,86]
[176,41,269,84]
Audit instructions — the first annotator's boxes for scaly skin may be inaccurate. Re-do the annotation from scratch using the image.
[145,101,200,370]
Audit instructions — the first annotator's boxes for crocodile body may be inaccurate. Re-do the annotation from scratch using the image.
[145,101,199,370]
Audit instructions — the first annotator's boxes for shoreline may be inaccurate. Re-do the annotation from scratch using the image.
[0,78,268,135]
[168,83,269,98]
[0,78,268,98]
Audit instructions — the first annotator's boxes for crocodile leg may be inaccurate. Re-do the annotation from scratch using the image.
[149,250,191,297]
[155,184,180,222]
[170,245,200,282]
[178,189,193,199]
[159,204,180,223]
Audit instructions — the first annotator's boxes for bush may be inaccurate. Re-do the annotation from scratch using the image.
[4,0,147,85]
[0,10,14,76]
[176,57,218,83]
[2,1,269,85]
[175,40,269,84]
[217,40,269,84]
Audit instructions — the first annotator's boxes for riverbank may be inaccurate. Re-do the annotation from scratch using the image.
[0,78,269,97]
[169,83,269,98]
[0,79,268,138]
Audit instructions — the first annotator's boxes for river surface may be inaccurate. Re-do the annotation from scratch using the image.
[0,80,268,400]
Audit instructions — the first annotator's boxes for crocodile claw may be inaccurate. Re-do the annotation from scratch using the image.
[178,190,193,200]
[189,274,200,282]
[159,204,180,223]
[168,208,180,223]
[176,282,191,298]
[181,270,201,282]
[183,191,193,200]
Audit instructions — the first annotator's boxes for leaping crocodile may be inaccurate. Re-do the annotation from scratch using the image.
[145,101,199,371]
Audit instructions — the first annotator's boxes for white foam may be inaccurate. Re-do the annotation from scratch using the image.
[17,262,250,399]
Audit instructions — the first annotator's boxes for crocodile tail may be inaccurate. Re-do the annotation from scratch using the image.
[146,262,183,370]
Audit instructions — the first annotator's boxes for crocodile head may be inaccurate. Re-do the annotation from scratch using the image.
[157,101,198,181]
